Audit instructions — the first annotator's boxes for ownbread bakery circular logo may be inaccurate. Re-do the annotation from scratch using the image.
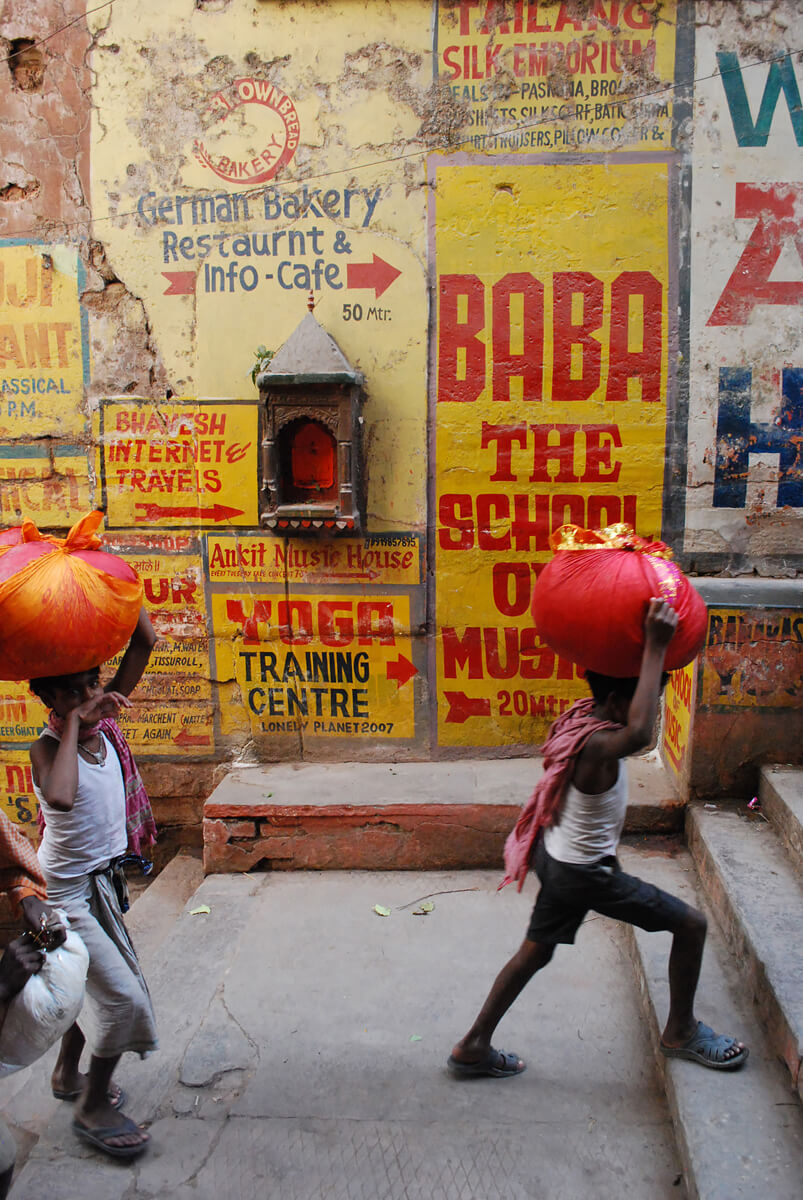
[193,77,300,185]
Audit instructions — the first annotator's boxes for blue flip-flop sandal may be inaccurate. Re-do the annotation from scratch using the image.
[447,1048,526,1078]
[660,1021,748,1070]
[72,1114,148,1159]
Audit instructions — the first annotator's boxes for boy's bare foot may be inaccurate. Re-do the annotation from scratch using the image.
[51,1062,83,1098]
[52,1067,123,1107]
[53,1077,124,1107]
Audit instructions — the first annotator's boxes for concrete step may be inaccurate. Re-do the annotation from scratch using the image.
[759,766,803,875]
[125,848,204,970]
[203,753,683,873]
[686,804,803,1100]
[620,845,803,1200]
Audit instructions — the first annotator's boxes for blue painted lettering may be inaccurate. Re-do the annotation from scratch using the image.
[718,52,803,147]
[715,367,803,507]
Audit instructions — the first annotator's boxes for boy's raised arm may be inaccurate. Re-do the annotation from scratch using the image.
[31,691,132,809]
[106,607,157,698]
[581,598,678,769]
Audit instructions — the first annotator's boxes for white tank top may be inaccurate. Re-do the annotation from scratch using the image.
[34,729,127,881]
[543,763,628,865]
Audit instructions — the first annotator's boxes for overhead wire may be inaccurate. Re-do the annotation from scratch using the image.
[5,0,116,60]
[2,1,800,241]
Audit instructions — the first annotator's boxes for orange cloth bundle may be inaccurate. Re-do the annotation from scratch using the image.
[0,511,142,681]
[532,523,707,677]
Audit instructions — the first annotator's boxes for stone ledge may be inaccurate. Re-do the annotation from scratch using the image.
[203,755,683,874]
[139,761,220,798]
[622,845,803,1200]
[693,578,802,607]
[203,803,520,873]
[759,765,803,874]
[687,804,803,1100]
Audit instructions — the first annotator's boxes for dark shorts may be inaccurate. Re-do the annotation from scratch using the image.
[527,837,692,946]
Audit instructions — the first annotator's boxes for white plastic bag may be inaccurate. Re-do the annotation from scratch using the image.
[0,927,89,1076]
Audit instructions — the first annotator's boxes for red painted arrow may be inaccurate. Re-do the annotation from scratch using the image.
[444,691,492,724]
[662,738,683,772]
[162,271,196,295]
[386,654,417,688]
[305,570,380,583]
[134,502,245,523]
[173,726,211,747]
[346,254,401,299]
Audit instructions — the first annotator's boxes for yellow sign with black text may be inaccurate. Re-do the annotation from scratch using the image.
[116,703,215,755]
[0,687,47,747]
[213,592,416,739]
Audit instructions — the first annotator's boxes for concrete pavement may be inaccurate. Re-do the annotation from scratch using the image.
[3,868,683,1199]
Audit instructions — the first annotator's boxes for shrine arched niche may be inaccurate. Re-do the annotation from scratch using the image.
[276,416,338,505]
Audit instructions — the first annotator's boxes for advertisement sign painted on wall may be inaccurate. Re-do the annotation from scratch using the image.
[0,443,90,526]
[103,543,215,754]
[212,592,417,740]
[685,15,803,564]
[436,0,678,154]
[207,533,421,587]
[100,401,258,529]
[662,660,695,777]
[115,702,215,755]
[103,547,212,702]
[700,608,802,709]
[0,752,39,840]
[432,156,671,747]
[192,77,300,186]
[0,243,87,439]
[0,687,46,747]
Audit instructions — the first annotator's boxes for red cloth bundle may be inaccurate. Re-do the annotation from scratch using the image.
[0,511,142,681]
[532,523,707,677]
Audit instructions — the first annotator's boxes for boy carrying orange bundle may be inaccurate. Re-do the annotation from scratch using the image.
[29,609,158,1159]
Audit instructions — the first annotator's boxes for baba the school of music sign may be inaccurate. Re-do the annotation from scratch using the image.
[432,158,670,746]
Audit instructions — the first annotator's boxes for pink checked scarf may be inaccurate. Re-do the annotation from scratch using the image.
[500,698,621,892]
[38,714,157,857]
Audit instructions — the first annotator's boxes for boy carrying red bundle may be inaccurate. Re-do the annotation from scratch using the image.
[449,600,748,1079]
[29,609,158,1159]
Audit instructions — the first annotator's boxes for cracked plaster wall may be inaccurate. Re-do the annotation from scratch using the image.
[0,0,170,409]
